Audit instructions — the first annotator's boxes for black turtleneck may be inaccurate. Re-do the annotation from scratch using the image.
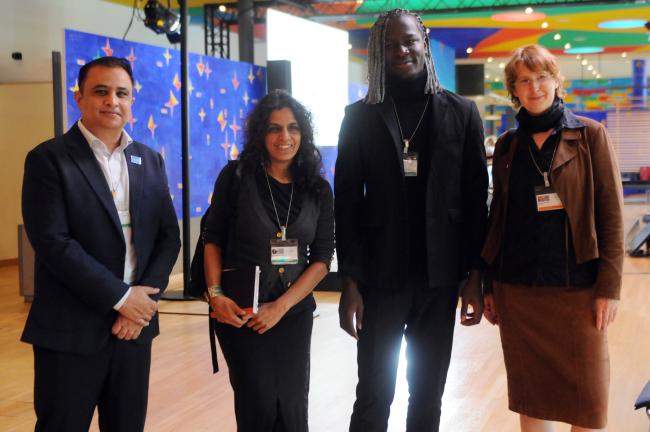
[387,71,431,278]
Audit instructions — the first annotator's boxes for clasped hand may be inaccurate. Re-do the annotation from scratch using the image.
[210,296,288,334]
[119,285,160,326]
[113,286,160,340]
[112,315,144,340]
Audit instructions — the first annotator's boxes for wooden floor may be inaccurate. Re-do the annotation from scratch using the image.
[2,205,650,431]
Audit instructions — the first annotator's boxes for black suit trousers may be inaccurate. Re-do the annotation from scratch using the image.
[350,277,458,432]
[34,339,152,432]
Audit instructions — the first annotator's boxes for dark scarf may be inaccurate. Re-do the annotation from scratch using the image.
[516,97,565,134]
[387,70,428,102]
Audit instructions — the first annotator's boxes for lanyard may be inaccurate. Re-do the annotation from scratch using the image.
[527,134,559,188]
[392,96,430,154]
[264,170,293,240]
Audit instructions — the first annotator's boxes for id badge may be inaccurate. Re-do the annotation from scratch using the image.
[270,239,299,265]
[535,185,564,212]
[403,151,418,177]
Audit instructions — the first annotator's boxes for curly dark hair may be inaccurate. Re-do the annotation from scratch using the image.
[239,89,324,195]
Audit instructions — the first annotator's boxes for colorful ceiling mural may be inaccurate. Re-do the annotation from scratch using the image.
[105,1,650,59]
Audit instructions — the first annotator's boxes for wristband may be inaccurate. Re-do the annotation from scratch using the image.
[207,284,223,298]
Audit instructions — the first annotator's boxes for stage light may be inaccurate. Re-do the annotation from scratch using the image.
[144,0,181,44]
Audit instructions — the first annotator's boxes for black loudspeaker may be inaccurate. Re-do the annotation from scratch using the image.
[267,60,292,94]
[456,64,485,96]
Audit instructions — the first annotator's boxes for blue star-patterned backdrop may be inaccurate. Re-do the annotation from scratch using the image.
[65,29,266,219]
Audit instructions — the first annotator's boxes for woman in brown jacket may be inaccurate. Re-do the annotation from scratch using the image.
[482,44,623,432]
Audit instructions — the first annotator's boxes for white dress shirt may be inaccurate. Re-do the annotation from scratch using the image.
[78,120,137,310]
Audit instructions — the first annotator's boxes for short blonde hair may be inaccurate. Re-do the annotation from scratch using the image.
[504,44,565,108]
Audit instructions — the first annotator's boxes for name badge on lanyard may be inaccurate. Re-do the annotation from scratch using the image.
[403,151,418,177]
[535,185,564,212]
[270,238,299,265]
[264,172,299,266]
[528,137,563,212]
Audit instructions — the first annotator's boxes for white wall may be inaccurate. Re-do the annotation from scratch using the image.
[0,83,54,260]
[1,0,267,84]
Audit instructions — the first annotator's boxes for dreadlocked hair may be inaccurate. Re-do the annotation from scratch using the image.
[364,8,442,105]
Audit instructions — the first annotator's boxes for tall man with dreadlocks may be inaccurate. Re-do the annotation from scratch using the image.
[335,9,488,432]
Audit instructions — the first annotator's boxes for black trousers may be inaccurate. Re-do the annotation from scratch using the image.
[349,277,458,432]
[216,308,314,432]
[33,338,152,432]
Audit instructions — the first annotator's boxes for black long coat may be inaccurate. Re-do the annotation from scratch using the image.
[334,89,488,291]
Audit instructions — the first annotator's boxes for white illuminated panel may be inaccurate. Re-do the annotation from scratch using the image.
[267,8,348,147]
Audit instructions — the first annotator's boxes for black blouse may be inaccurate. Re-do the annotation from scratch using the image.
[497,128,597,287]
[203,163,334,312]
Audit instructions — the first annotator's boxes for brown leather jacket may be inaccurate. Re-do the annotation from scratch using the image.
[482,111,624,299]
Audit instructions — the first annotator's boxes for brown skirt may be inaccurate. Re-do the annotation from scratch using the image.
[493,282,610,429]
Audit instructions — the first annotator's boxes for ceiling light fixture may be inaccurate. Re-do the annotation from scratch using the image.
[541,21,549,29]
[581,59,588,66]
[466,47,473,54]
[553,33,561,40]
[564,43,571,50]
[487,57,493,63]
[524,7,533,14]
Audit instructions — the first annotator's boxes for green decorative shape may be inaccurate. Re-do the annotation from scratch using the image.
[354,1,650,24]
[356,0,640,14]
[539,30,649,49]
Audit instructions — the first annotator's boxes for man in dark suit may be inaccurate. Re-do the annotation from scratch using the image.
[335,9,488,432]
[21,56,180,431]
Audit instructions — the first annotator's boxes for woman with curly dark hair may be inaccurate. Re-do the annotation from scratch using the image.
[202,90,334,432]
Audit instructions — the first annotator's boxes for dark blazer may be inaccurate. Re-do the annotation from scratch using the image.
[334,90,488,290]
[21,124,181,355]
